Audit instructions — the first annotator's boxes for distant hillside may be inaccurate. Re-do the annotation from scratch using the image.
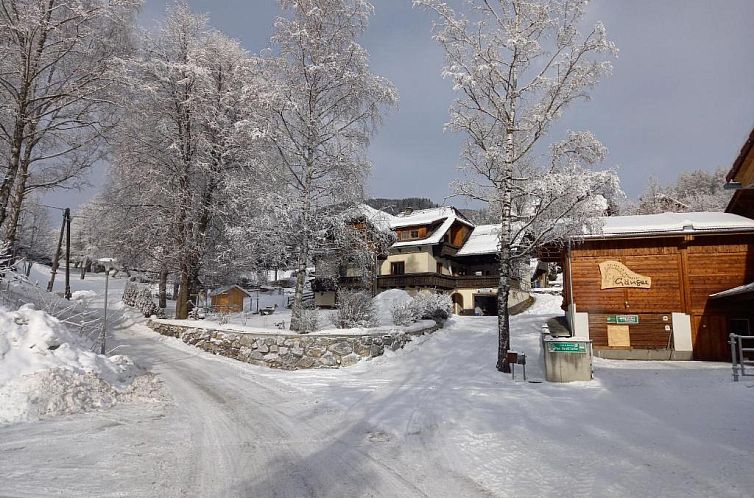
[366,197,438,215]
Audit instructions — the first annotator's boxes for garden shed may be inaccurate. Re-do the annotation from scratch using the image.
[209,285,251,313]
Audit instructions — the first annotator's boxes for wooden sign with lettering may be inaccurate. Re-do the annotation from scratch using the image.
[599,260,652,289]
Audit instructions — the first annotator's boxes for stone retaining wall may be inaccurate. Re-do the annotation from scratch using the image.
[146,320,442,370]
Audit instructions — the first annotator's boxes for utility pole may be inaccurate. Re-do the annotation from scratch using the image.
[64,208,71,300]
[47,209,67,292]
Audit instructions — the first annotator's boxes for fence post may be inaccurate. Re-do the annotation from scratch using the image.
[730,333,739,382]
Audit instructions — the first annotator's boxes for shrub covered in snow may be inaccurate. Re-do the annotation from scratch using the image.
[332,290,377,329]
[0,304,161,425]
[391,301,421,326]
[412,292,453,322]
[122,282,163,318]
[296,307,319,333]
[390,292,452,326]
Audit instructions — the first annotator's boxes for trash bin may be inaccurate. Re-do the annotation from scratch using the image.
[542,337,593,382]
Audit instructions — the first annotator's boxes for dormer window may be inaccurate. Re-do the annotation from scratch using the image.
[398,229,421,241]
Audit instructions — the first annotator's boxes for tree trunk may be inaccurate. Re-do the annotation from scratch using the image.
[176,264,190,319]
[496,244,512,373]
[159,269,168,309]
[290,183,312,332]
[497,126,516,373]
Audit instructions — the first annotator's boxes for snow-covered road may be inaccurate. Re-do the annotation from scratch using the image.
[1,274,753,497]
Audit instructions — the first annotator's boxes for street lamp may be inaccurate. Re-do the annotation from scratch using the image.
[98,257,116,355]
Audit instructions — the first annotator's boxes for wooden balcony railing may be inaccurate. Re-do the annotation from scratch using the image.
[376,273,512,291]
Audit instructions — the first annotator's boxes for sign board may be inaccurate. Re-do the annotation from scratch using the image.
[607,314,640,324]
[607,325,631,347]
[599,260,652,289]
[546,342,587,353]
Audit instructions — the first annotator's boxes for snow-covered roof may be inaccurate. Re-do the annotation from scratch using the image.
[390,207,474,248]
[587,212,754,238]
[348,204,397,232]
[209,285,251,297]
[456,224,501,256]
[709,282,754,299]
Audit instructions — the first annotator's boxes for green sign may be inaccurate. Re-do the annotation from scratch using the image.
[607,314,639,324]
[547,342,587,353]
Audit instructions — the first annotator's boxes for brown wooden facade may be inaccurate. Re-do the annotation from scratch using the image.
[561,232,754,361]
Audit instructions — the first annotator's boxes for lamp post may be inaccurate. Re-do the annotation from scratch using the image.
[98,258,116,355]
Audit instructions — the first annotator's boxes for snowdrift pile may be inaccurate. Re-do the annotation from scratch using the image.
[373,289,413,325]
[0,304,162,425]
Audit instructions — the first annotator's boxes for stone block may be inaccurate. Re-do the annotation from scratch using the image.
[320,352,338,367]
[297,356,315,369]
[258,343,269,353]
[329,341,353,356]
[340,354,360,367]
[308,347,324,358]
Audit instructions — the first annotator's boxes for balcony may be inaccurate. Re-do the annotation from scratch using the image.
[376,273,508,291]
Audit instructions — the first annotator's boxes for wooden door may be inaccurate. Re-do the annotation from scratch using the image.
[692,314,730,361]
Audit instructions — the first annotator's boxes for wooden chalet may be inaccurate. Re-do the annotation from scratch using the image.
[546,213,754,361]
[314,205,530,315]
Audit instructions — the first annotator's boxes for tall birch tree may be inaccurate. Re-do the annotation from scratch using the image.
[262,0,397,331]
[416,0,619,371]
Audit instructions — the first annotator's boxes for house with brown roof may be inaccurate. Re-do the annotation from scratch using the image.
[314,205,530,315]
[725,125,754,218]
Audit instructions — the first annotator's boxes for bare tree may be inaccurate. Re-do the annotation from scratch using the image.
[261,0,397,331]
[0,0,139,249]
[416,0,620,371]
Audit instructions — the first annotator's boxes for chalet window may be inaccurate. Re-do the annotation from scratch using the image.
[391,261,405,275]
[436,262,443,274]
[398,229,421,241]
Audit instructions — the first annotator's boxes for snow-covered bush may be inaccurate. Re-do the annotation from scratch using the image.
[390,292,452,326]
[296,308,319,333]
[391,302,421,326]
[332,290,377,329]
[122,282,163,318]
[412,292,452,322]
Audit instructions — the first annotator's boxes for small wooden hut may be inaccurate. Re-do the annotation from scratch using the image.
[209,285,250,313]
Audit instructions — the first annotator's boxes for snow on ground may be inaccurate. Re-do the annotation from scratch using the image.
[0,303,162,425]
[242,295,754,496]
[2,268,754,496]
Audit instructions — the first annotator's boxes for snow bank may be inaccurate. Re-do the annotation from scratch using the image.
[521,293,564,315]
[71,289,97,305]
[0,304,161,425]
[372,289,413,326]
